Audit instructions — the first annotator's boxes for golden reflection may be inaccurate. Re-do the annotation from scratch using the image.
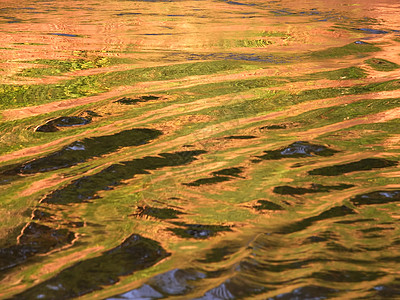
[1,0,400,299]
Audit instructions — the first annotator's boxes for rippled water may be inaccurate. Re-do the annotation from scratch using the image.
[1,0,400,299]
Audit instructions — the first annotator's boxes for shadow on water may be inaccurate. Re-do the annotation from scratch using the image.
[224,135,256,140]
[277,205,355,234]
[108,241,245,299]
[252,141,338,162]
[197,241,243,263]
[183,167,243,186]
[35,116,92,132]
[351,190,400,206]
[308,158,398,176]
[168,222,232,239]
[368,284,400,299]
[11,234,170,300]
[182,52,292,63]
[0,128,162,183]
[0,223,75,277]
[131,206,184,220]
[273,183,354,195]
[253,200,284,211]
[114,95,161,105]
[312,270,385,283]
[43,150,206,204]
[267,286,339,300]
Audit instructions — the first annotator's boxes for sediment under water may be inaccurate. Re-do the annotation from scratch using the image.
[0,0,400,299]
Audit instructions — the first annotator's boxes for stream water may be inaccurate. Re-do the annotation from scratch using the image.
[1,0,400,299]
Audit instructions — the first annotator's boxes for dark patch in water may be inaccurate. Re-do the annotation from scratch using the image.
[260,124,287,130]
[114,95,160,105]
[35,123,59,132]
[52,116,91,127]
[183,52,291,63]
[351,190,400,206]
[304,235,328,243]
[369,284,400,298]
[32,210,53,221]
[43,150,206,204]
[273,183,354,195]
[358,28,389,35]
[314,270,386,282]
[35,116,91,132]
[253,199,284,211]
[183,176,232,186]
[11,234,169,300]
[115,12,141,16]
[268,285,339,299]
[82,110,101,118]
[277,205,355,234]
[0,223,75,275]
[184,167,243,186]
[212,167,243,177]
[197,241,242,263]
[220,0,255,6]
[308,158,398,176]
[132,206,184,220]
[224,135,256,139]
[2,128,162,177]
[254,141,338,161]
[48,33,80,37]
[168,222,232,239]
[335,218,375,224]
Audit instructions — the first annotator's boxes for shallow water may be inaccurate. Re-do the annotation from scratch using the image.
[1,0,400,299]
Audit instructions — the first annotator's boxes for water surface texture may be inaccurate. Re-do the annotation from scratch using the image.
[1,0,400,299]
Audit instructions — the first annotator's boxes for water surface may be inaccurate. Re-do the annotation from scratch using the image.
[1,0,400,299]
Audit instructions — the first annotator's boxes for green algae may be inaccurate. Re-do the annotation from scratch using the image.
[365,58,400,71]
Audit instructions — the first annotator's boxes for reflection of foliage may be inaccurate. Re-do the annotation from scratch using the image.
[20,57,111,78]
[236,39,273,48]
[13,234,169,300]
[1,60,259,109]
[310,42,381,59]
[365,58,400,72]
[261,30,291,38]
[308,66,367,80]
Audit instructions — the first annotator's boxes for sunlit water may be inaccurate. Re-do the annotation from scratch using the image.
[0,0,400,299]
